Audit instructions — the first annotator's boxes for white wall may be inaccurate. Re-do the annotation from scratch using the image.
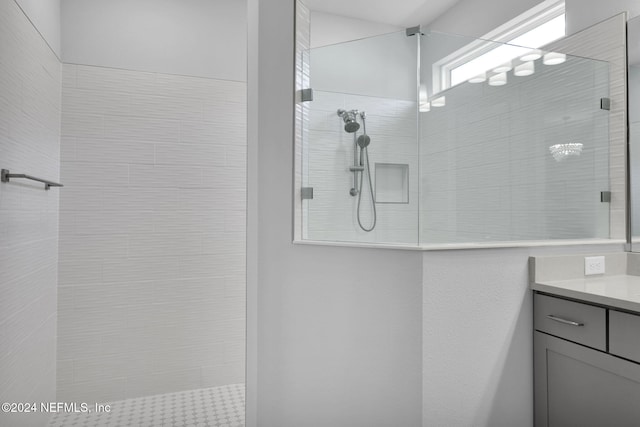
[422,243,624,427]
[310,30,417,100]
[14,0,61,56]
[248,1,423,426]
[0,0,61,426]
[426,0,543,37]
[61,0,247,81]
[309,11,401,48]
[422,248,533,427]
[565,0,640,35]
[56,64,246,402]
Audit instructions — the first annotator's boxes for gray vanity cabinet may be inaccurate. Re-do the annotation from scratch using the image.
[534,293,640,427]
[534,332,640,427]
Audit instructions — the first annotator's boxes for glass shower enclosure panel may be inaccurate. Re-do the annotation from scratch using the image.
[301,31,420,245]
[297,23,611,247]
[418,31,610,244]
[629,15,640,247]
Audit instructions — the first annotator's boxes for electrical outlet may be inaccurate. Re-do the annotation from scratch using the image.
[585,256,605,275]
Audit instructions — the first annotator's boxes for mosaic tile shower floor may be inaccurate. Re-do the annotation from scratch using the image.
[48,383,245,427]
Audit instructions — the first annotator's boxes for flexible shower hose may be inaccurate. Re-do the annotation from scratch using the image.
[357,147,376,232]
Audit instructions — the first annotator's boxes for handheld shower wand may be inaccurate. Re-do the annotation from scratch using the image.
[355,112,376,232]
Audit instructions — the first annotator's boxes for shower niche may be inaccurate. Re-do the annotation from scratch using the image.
[294,1,615,248]
[375,163,410,204]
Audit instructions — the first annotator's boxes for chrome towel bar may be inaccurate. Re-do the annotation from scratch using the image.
[1,169,63,190]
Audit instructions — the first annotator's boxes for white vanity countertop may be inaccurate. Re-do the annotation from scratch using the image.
[532,275,640,313]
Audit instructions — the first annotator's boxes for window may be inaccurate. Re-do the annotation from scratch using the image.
[434,0,566,92]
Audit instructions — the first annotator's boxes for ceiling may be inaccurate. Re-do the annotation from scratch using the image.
[304,0,462,28]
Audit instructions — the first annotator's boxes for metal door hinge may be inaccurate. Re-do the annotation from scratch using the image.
[301,187,314,200]
[600,98,611,110]
[297,88,314,103]
[601,191,611,203]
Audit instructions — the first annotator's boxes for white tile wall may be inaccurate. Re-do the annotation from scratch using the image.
[57,64,246,403]
[0,0,61,426]
[303,91,419,244]
[420,55,610,244]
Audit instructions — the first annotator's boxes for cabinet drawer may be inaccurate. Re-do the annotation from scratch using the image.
[610,310,640,363]
[534,294,606,351]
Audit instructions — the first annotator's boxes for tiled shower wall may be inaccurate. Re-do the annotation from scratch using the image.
[57,64,246,402]
[0,0,61,426]
[420,57,610,243]
[299,16,419,245]
[304,91,418,244]
[419,14,627,245]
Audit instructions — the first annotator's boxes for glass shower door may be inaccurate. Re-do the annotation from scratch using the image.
[300,30,420,245]
[418,31,610,244]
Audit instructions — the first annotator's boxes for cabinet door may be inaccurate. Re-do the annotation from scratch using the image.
[534,332,640,427]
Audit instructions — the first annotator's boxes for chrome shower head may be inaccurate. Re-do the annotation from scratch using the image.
[344,120,361,133]
[337,109,361,133]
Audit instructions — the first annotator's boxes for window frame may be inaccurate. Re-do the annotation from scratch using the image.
[432,0,566,93]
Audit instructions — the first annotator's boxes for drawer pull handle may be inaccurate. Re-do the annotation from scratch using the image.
[546,314,584,327]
